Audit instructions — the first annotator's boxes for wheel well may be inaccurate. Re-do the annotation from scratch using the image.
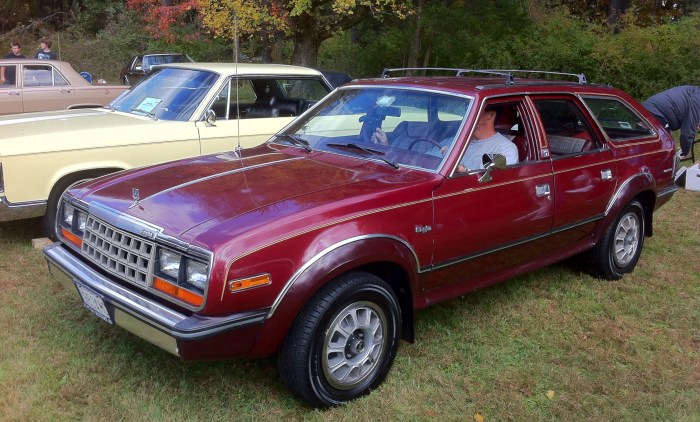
[51,167,123,198]
[348,261,415,343]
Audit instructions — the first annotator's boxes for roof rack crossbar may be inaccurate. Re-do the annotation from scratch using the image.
[380,67,587,85]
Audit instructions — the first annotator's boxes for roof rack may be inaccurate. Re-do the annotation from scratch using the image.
[380,67,587,85]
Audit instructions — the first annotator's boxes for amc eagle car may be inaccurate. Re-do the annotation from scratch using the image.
[0,59,128,115]
[44,69,678,407]
[0,62,332,237]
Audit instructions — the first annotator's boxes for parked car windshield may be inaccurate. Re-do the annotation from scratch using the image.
[143,54,193,71]
[278,87,472,171]
[110,68,218,121]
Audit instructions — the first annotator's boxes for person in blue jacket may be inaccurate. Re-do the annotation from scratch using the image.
[643,85,700,160]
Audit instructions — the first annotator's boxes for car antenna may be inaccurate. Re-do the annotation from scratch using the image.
[234,13,242,156]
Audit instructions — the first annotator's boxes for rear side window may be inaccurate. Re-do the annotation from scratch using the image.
[582,96,654,140]
[533,98,601,157]
[23,65,68,87]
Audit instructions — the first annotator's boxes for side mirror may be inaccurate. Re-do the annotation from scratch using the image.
[478,153,507,183]
[205,109,217,126]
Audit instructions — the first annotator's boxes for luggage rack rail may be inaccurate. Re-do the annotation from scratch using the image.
[380,67,587,85]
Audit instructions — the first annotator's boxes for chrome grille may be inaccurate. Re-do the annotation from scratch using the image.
[81,216,154,286]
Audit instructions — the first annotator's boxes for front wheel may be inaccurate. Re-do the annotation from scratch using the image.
[585,200,645,280]
[277,272,401,408]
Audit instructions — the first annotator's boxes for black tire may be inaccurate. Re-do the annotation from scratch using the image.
[585,200,645,280]
[277,272,401,408]
[43,172,103,240]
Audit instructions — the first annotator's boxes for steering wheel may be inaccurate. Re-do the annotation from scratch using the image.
[408,137,443,151]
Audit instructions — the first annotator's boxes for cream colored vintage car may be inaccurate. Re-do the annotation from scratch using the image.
[0,59,128,115]
[0,62,333,236]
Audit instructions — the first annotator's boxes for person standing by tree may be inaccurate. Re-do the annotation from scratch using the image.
[35,37,57,60]
[1,41,25,84]
[643,86,700,160]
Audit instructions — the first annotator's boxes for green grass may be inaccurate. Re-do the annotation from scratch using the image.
[1,190,699,421]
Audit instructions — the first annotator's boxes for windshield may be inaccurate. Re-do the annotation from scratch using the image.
[111,68,218,121]
[278,87,471,171]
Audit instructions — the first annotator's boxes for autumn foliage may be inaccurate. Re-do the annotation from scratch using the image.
[126,0,201,42]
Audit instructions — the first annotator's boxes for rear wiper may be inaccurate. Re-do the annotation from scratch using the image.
[275,134,312,152]
[327,143,400,169]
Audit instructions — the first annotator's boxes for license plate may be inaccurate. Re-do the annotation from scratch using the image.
[75,282,113,325]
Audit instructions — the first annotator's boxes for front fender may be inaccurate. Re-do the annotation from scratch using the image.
[249,235,420,357]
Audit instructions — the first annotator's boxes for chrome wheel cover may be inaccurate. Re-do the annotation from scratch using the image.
[613,212,640,267]
[322,301,388,390]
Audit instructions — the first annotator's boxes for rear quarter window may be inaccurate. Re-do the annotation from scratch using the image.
[582,96,654,141]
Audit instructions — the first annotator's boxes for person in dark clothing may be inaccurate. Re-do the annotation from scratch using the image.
[643,85,700,160]
[35,37,58,60]
[1,41,25,85]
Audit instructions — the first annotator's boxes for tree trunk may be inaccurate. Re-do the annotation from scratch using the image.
[291,35,322,67]
[407,0,425,69]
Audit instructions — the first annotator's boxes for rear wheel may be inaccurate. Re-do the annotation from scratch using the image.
[585,200,645,280]
[277,272,401,408]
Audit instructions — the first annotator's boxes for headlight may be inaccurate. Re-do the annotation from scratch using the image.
[58,200,89,248]
[154,247,210,307]
[62,203,76,226]
[186,260,208,290]
[158,249,182,278]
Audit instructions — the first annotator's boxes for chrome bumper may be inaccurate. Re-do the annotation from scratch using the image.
[43,243,267,356]
[0,196,46,222]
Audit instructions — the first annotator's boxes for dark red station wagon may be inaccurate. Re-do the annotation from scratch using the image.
[44,69,678,407]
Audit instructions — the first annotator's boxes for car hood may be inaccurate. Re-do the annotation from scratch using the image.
[0,109,173,156]
[70,146,434,245]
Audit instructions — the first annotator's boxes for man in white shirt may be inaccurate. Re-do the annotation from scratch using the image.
[458,105,519,171]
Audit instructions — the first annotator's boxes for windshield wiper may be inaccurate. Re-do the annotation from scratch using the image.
[130,108,158,120]
[327,143,400,169]
[275,134,312,152]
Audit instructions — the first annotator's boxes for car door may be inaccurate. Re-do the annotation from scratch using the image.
[427,97,555,293]
[196,77,330,154]
[0,63,23,114]
[21,64,75,112]
[530,95,617,248]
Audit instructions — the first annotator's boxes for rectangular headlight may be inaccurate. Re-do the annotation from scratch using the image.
[158,249,182,279]
[62,203,76,226]
[186,260,208,290]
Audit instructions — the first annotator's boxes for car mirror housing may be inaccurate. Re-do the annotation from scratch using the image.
[478,153,506,183]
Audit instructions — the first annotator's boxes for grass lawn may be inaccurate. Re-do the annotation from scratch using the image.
[0,189,698,421]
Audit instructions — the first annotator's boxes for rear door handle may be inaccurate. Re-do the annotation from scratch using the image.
[601,169,613,180]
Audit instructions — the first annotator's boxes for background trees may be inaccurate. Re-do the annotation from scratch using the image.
[0,0,698,99]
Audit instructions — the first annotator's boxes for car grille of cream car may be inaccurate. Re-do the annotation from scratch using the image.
[81,215,154,287]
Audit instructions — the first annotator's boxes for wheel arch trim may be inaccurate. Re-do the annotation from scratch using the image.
[267,234,419,319]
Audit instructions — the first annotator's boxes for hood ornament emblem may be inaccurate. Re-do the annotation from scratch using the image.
[129,188,141,209]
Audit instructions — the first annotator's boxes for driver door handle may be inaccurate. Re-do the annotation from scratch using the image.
[536,184,551,199]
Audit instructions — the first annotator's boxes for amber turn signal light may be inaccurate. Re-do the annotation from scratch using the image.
[228,274,271,293]
[153,277,203,307]
[61,227,82,248]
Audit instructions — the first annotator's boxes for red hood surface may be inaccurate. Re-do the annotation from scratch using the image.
[70,146,424,242]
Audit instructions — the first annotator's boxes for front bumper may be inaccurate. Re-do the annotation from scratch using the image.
[0,196,46,222]
[44,242,267,359]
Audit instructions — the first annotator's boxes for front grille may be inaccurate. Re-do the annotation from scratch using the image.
[82,216,155,287]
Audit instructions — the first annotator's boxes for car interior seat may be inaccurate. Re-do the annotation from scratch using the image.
[246,94,279,118]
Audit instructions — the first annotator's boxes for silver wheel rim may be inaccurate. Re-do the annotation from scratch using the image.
[322,300,388,390]
[613,212,640,267]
